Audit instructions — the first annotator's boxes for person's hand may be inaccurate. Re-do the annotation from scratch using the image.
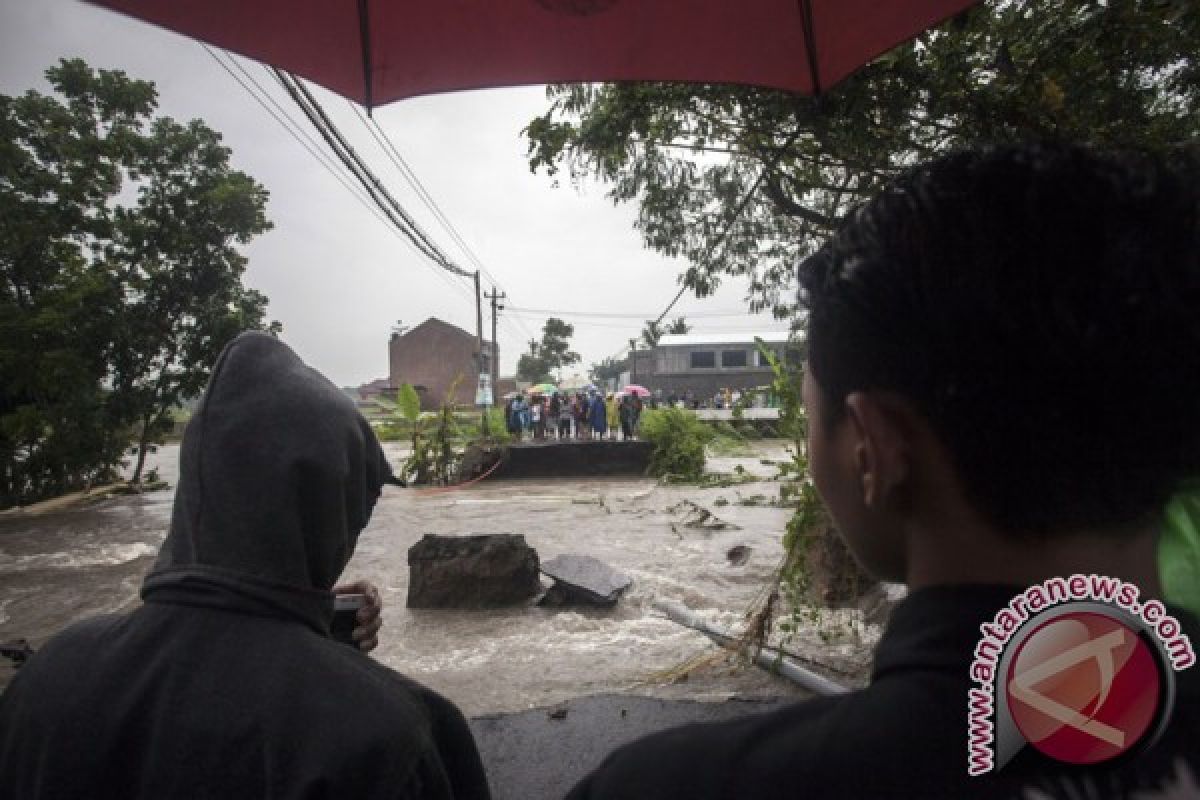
[333,580,383,653]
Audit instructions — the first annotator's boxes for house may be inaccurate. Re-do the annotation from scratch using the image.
[638,331,795,401]
[388,318,497,410]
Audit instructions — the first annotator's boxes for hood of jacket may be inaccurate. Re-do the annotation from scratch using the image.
[141,332,393,633]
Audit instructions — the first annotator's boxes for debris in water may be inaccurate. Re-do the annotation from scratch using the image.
[726,545,752,566]
[668,500,740,531]
[538,554,632,607]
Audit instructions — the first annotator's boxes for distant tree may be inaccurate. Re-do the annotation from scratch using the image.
[666,317,691,335]
[518,318,579,382]
[538,317,580,377]
[516,352,552,384]
[589,355,628,385]
[640,320,663,349]
[0,59,276,506]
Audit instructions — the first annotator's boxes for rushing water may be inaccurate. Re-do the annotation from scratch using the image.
[0,441,875,712]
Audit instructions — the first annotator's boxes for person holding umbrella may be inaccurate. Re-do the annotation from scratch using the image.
[618,393,636,442]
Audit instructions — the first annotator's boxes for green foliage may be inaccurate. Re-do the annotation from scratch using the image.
[639,407,714,480]
[640,319,662,349]
[665,317,691,335]
[524,0,1200,316]
[1,59,275,507]
[589,355,627,385]
[517,317,580,382]
[396,383,421,424]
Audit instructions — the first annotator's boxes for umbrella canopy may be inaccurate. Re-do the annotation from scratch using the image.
[528,382,558,395]
[623,385,651,398]
[501,391,522,401]
[87,1,980,109]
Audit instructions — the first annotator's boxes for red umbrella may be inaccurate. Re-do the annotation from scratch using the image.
[87,1,979,109]
[623,384,651,398]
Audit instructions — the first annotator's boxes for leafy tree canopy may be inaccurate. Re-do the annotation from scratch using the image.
[640,319,662,349]
[517,317,581,383]
[1,59,276,506]
[665,317,691,335]
[524,0,1199,316]
[589,355,627,385]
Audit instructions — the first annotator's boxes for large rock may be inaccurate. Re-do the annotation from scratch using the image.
[538,554,632,608]
[408,534,542,608]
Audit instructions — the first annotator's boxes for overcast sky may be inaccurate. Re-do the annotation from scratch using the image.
[1,0,790,387]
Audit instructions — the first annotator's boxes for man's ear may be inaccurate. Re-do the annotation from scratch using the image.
[843,392,913,509]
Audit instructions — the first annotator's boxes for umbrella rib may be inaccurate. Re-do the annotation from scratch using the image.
[798,0,822,95]
[358,0,374,111]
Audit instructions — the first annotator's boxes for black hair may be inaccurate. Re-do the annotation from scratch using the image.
[798,143,1200,536]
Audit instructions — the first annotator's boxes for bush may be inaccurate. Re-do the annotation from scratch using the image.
[639,408,714,480]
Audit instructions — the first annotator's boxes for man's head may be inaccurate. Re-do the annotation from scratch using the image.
[798,144,1200,582]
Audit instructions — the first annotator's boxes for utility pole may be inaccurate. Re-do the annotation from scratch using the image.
[629,338,638,384]
[486,287,506,405]
[473,271,489,436]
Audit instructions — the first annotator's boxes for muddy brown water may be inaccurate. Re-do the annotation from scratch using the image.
[0,441,877,712]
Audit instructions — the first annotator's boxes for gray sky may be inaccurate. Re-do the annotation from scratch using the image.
[1,0,790,387]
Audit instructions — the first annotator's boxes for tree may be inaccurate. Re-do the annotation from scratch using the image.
[517,317,580,382]
[640,319,662,349]
[666,317,691,335]
[589,355,628,385]
[1,60,276,506]
[524,0,1200,317]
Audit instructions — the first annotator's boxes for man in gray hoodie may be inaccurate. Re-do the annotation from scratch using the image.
[0,332,490,799]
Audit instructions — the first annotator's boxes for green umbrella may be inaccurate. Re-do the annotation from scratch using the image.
[529,382,558,395]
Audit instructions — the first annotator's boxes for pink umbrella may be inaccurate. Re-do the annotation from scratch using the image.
[623,385,651,398]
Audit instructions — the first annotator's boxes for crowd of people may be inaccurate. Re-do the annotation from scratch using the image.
[504,390,644,442]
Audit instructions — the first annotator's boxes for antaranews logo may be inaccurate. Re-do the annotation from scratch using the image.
[966,574,1195,776]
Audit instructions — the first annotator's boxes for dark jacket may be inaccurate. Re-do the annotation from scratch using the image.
[567,585,1200,800]
[0,333,490,800]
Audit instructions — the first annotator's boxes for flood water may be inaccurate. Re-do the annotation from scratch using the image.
[0,441,876,713]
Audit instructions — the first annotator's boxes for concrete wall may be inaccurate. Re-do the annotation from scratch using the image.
[389,318,496,410]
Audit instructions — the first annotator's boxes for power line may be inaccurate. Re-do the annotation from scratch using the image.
[201,46,475,307]
[272,68,473,280]
[202,46,373,213]
[345,102,541,343]
[504,306,757,320]
[650,128,805,326]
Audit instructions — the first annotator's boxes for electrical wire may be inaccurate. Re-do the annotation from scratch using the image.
[203,45,475,308]
[272,68,473,280]
[649,128,805,326]
[346,101,540,343]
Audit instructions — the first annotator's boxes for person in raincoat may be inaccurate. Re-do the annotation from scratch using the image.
[606,393,620,440]
[619,394,636,441]
[589,391,607,439]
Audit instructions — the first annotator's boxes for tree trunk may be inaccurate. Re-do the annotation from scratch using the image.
[131,416,152,484]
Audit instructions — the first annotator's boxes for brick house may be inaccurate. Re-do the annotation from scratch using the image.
[638,331,794,401]
[388,318,497,410]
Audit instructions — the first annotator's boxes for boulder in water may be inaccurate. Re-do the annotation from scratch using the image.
[407,534,542,608]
